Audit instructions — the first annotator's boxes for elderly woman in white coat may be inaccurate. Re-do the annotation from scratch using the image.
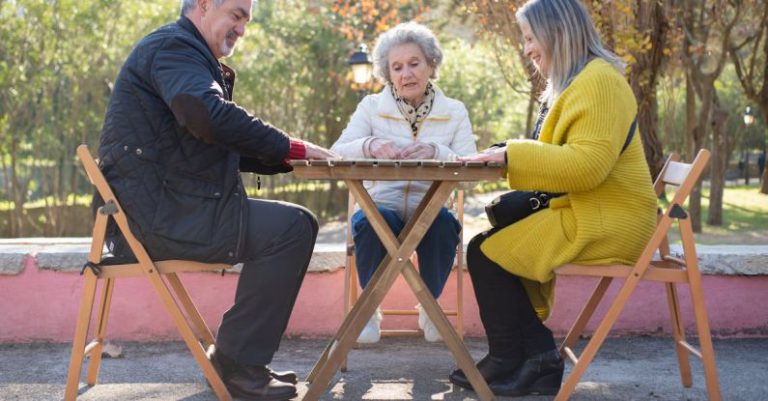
[331,22,477,343]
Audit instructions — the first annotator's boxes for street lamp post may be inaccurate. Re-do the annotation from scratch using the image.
[348,44,373,101]
[743,106,755,185]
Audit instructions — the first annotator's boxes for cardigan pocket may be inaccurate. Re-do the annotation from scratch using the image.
[560,207,576,243]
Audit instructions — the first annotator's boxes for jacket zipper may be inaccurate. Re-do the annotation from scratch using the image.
[402,125,419,219]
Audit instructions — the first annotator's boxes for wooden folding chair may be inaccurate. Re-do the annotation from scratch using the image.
[64,144,233,401]
[554,149,720,400]
[341,189,465,369]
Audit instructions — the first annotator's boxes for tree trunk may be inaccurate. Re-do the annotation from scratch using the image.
[761,119,768,194]
[707,94,728,225]
[761,165,768,194]
[685,74,704,233]
[630,0,669,181]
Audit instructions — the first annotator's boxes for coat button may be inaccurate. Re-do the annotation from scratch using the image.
[214,192,221,197]
[123,145,129,151]
[135,148,142,155]
[228,251,234,257]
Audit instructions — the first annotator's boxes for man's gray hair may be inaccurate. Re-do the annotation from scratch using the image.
[180,0,225,16]
[372,22,443,84]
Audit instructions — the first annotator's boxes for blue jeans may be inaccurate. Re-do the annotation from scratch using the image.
[351,206,461,298]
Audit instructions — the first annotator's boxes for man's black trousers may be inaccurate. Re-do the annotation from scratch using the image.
[216,198,318,366]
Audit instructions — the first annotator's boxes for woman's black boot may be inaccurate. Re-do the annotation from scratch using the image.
[488,349,564,396]
[448,354,522,390]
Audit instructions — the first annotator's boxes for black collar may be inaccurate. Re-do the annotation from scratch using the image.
[177,16,217,62]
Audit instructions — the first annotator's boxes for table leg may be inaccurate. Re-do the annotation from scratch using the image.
[400,262,494,400]
[304,181,450,400]
[304,180,494,401]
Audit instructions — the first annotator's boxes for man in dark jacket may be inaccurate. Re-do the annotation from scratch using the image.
[97,0,337,399]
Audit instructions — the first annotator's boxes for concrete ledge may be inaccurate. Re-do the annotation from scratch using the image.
[0,238,347,275]
[674,244,768,275]
[2,238,768,277]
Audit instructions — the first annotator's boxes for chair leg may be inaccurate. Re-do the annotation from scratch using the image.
[86,277,115,385]
[456,264,464,340]
[555,276,640,401]
[145,272,231,401]
[665,282,692,387]
[560,277,612,357]
[64,271,99,401]
[687,274,722,401]
[166,273,216,348]
[679,218,722,401]
[341,255,358,373]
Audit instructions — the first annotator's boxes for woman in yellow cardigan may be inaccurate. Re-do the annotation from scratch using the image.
[449,0,658,397]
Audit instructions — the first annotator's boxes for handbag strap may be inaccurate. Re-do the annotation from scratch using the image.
[620,117,637,155]
[532,105,637,156]
[536,115,637,203]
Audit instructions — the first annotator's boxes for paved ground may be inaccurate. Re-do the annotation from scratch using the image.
[1,336,765,400]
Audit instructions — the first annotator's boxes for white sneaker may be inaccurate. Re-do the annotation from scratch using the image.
[357,307,382,343]
[416,304,442,342]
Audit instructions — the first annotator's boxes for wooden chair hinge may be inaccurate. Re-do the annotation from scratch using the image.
[670,204,688,219]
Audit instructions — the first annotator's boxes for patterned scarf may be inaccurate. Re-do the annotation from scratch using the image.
[392,82,436,137]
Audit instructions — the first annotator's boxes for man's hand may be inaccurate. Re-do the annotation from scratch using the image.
[458,146,506,163]
[304,141,340,160]
[399,142,436,160]
[369,139,401,159]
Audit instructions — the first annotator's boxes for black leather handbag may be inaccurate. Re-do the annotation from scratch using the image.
[485,190,560,228]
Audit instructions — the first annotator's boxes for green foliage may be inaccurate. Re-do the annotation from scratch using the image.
[1,0,765,236]
[438,39,527,148]
[0,0,177,235]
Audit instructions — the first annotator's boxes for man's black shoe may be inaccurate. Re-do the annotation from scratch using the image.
[209,346,298,384]
[225,365,297,401]
[488,349,564,396]
[208,347,298,400]
[448,353,522,390]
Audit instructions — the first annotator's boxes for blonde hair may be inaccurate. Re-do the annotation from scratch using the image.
[516,0,625,106]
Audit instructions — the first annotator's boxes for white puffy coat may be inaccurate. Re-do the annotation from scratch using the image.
[331,85,477,220]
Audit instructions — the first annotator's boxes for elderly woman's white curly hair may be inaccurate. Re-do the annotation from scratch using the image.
[371,22,443,84]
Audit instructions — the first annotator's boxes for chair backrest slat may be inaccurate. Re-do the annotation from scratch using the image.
[665,149,710,209]
[663,161,693,187]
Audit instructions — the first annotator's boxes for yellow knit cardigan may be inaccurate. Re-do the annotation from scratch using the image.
[480,59,658,320]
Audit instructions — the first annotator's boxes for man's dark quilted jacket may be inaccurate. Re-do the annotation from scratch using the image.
[98,16,291,264]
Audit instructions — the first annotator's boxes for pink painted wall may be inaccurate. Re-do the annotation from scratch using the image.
[1,255,767,343]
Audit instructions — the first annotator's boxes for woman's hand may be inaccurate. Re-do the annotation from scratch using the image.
[458,146,506,163]
[399,142,436,160]
[369,139,401,159]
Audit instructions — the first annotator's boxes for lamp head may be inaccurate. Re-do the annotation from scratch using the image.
[348,44,373,85]
[744,106,755,126]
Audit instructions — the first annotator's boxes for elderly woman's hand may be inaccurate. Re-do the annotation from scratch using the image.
[368,139,402,159]
[458,146,506,163]
[399,142,436,160]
